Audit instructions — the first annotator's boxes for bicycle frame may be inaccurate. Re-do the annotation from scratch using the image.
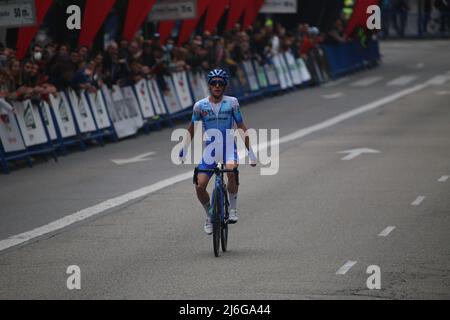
[194,164,239,256]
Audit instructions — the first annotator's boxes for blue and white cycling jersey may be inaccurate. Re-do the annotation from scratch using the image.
[192,96,243,169]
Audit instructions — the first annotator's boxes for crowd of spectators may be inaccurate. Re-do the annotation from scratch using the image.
[0,19,338,107]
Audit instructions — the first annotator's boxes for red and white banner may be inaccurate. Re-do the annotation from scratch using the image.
[159,20,177,45]
[204,0,228,32]
[16,0,53,60]
[243,0,265,29]
[79,0,116,47]
[178,0,212,45]
[122,0,157,41]
[226,0,249,30]
[345,0,379,37]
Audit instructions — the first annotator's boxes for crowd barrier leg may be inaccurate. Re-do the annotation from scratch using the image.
[0,145,9,174]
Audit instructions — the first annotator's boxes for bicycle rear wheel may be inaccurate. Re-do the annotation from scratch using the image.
[212,190,221,257]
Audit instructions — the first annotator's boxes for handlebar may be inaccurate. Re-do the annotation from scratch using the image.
[193,166,239,186]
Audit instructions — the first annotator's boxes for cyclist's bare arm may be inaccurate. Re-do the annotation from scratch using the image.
[237,122,257,167]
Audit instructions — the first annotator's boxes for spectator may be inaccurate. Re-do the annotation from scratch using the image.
[435,0,450,33]
[392,0,409,37]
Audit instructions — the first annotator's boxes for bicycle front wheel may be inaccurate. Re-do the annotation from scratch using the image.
[212,190,221,257]
[221,191,229,252]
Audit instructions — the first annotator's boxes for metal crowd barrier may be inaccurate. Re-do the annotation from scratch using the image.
[0,40,380,174]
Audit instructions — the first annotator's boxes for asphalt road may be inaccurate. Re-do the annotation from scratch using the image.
[0,40,449,299]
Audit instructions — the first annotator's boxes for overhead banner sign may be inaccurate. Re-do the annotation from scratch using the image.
[0,0,36,27]
[260,0,297,14]
[148,0,197,22]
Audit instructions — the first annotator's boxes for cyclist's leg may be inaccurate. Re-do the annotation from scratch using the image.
[225,161,239,194]
[224,140,239,193]
[225,143,239,222]
[196,173,212,207]
[196,157,215,216]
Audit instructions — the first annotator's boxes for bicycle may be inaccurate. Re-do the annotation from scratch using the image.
[194,164,239,257]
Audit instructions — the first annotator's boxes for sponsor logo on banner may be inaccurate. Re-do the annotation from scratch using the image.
[260,0,297,14]
[148,0,196,22]
[0,0,36,27]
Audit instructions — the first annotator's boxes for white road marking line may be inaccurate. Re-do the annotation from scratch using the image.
[411,63,424,69]
[338,148,380,160]
[438,176,449,182]
[426,75,450,86]
[436,91,450,96]
[322,92,344,99]
[378,226,396,237]
[389,75,419,86]
[350,76,384,87]
[387,75,418,86]
[0,171,193,252]
[322,77,349,88]
[336,261,357,275]
[0,76,442,252]
[112,151,156,165]
[411,196,426,206]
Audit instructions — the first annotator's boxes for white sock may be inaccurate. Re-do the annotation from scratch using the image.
[228,192,237,211]
[203,202,211,217]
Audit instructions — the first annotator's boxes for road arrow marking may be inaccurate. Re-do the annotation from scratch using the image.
[379,226,396,237]
[338,148,380,160]
[438,176,449,182]
[336,261,357,275]
[112,152,156,165]
[411,196,426,206]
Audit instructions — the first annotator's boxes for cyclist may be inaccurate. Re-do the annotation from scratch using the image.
[179,69,256,235]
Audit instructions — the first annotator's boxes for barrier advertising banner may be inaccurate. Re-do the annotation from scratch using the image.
[254,62,268,88]
[48,92,76,139]
[188,71,209,102]
[87,91,111,129]
[279,54,294,88]
[172,71,193,109]
[134,79,155,118]
[284,52,302,85]
[242,61,260,92]
[67,89,97,133]
[297,58,312,82]
[40,100,58,140]
[121,86,144,129]
[272,55,288,89]
[0,98,26,153]
[162,76,182,114]
[147,79,166,115]
[13,100,48,146]
[264,63,280,86]
[102,86,136,139]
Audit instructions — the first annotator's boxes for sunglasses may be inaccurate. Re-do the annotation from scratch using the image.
[209,80,226,87]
